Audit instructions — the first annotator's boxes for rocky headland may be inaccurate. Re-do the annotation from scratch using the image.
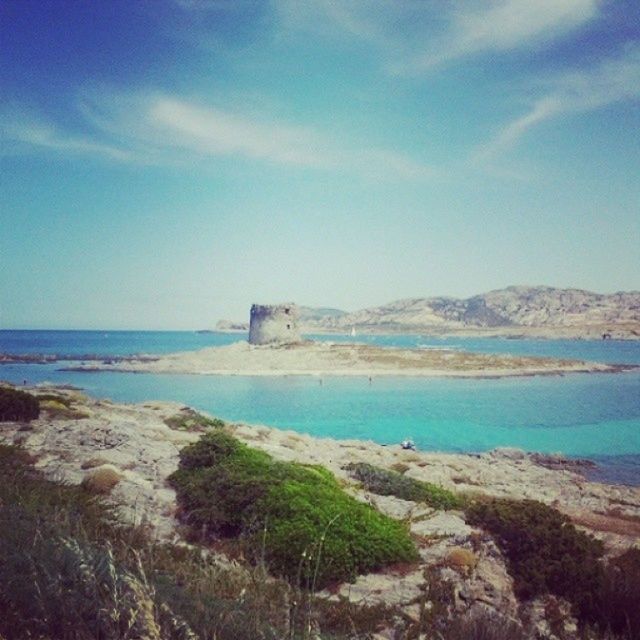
[1,384,638,639]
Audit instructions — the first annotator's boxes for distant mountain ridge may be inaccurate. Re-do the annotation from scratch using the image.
[316,286,639,330]
[216,287,640,338]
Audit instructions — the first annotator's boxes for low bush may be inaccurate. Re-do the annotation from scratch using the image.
[35,393,73,407]
[464,497,604,622]
[81,464,123,494]
[39,398,90,420]
[445,547,478,571]
[169,431,418,588]
[0,387,39,422]
[345,462,462,510]
[165,408,225,432]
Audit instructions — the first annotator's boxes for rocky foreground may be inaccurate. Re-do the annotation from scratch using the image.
[62,340,630,378]
[1,385,638,639]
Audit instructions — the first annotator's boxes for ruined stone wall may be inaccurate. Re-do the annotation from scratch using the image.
[248,303,301,345]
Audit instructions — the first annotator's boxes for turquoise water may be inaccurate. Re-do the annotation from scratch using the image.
[2,329,639,364]
[1,330,639,485]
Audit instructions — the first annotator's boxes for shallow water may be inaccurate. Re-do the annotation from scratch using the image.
[1,330,639,485]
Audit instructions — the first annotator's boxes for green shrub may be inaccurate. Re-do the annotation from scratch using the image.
[0,387,39,422]
[169,431,418,588]
[39,399,90,420]
[464,498,604,621]
[345,462,462,510]
[35,393,73,407]
[165,408,225,432]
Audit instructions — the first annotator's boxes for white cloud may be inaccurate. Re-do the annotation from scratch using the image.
[143,96,437,179]
[275,0,602,73]
[440,0,598,65]
[476,45,640,161]
[0,115,131,161]
[147,97,329,167]
[1,94,436,181]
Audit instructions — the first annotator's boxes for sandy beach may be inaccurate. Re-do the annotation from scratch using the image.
[63,340,630,378]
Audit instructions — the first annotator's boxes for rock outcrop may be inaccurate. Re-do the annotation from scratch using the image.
[2,386,639,638]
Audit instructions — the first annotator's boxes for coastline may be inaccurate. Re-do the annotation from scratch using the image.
[2,383,639,636]
[2,384,639,545]
[55,340,632,378]
[211,323,640,341]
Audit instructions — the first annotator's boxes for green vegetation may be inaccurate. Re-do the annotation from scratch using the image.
[169,431,419,588]
[345,461,462,510]
[165,408,225,431]
[0,445,188,639]
[0,444,300,639]
[36,392,74,406]
[2,437,638,639]
[464,497,605,620]
[0,387,39,422]
[40,400,90,420]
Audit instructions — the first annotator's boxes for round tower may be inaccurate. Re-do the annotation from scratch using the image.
[248,303,301,345]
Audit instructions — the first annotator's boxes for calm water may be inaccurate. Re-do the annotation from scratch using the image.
[1,330,639,485]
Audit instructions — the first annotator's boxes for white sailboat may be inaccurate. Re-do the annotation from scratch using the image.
[350,326,356,337]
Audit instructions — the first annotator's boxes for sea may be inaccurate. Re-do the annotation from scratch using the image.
[1,330,639,486]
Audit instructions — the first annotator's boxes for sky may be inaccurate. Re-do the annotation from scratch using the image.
[1,0,639,329]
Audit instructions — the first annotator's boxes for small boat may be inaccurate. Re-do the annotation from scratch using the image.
[401,438,416,451]
[350,326,356,337]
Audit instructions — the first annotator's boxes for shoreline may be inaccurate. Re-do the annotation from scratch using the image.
[2,383,639,634]
[60,364,637,378]
[226,324,640,341]
[49,340,635,379]
[2,383,639,544]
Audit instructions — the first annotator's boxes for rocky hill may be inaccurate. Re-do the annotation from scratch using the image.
[309,286,640,338]
[215,287,640,339]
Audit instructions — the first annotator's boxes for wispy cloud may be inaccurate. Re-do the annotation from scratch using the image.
[146,97,329,167]
[402,0,600,73]
[476,45,640,162]
[275,0,602,73]
[1,93,436,181]
[0,114,131,161]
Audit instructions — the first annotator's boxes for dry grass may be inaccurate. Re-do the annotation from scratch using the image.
[445,547,478,572]
[81,465,123,494]
[390,462,410,474]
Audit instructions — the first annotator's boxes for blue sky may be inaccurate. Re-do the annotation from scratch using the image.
[1,0,639,329]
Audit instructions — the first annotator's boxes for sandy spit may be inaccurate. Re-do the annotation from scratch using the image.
[61,340,631,379]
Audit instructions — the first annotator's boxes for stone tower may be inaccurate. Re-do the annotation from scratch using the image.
[248,303,301,345]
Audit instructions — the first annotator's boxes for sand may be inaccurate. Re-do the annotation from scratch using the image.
[63,340,630,378]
